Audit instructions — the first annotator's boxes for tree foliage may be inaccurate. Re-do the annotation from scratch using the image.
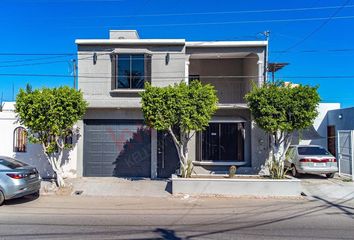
[15,86,88,186]
[245,82,320,178]
[141,81,218,177]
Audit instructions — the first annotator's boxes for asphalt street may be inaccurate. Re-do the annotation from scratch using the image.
[0,193,353,240]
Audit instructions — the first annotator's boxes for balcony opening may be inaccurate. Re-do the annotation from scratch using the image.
[188,53,259,105]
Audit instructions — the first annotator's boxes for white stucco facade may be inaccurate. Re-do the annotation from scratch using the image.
[0,102,78,179]
[299,102,341,147]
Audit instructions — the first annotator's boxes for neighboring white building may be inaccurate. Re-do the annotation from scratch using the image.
[0,102,78,179]
[299,103,341,147]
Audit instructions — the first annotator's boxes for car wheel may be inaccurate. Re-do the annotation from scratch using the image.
[0,191,4,206]
[326,173,335,178]
[31,190,40,198]
[291,165,300,178]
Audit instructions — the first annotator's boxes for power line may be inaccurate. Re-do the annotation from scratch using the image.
[0,59,71,68]
[0,53,75,56]
[277,75,354,79]
[67,15,354,29]
[50,4,354,19]
[272,48,354,53]
[0,73,258,79]
[0,73,354,79]
[0,55,260,68]
[0,51,111,68]
[0,45,354,68]
[279,0,351,53]
[0,55,72,64]
[2,47,354,68]
[0,46,354,57]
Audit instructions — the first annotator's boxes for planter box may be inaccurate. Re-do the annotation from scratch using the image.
[171,174,302,197]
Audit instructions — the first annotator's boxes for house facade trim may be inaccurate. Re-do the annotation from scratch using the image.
[75,30,269,178]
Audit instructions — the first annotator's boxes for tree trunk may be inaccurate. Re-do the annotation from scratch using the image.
[269,131,292,178]
[42,144,66,187]
[168,128,191,178]
[54,148,66,187]
[55,171,65,188]
[48,154,66,187]
[180,138,190,177]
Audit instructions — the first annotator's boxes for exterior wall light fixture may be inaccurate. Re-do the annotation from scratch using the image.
[93,52,97,65]
[165,53,170,65]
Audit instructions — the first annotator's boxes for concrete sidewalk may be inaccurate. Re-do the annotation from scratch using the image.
[66,177,172,197]
[301,174,354,202]
[42,174,354,202]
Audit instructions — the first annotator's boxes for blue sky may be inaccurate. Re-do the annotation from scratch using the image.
[0,0,354,107]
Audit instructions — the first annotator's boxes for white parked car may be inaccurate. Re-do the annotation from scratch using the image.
[285,145,338,178]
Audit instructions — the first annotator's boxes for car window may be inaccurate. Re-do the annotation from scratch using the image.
[297,147,331,156]
[0,157,27,169]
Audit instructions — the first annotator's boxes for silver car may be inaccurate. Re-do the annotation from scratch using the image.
[285,145,338,178]
[0,156,41,205]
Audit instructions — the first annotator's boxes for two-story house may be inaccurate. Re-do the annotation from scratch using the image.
[75,30,270,178]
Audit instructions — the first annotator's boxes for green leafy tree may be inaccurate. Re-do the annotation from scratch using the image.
[15,86,88,187]
[141,81,218,177]
[245,82,320,178]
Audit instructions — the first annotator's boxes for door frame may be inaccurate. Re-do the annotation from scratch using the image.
[197,122,246,162]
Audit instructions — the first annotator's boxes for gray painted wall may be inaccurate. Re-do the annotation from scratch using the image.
[76,41,267,177]
[186,47,265,86]
[189,59,245,103]
[243,53,260,91]
[78,45,186,108]
[328,108,354,130]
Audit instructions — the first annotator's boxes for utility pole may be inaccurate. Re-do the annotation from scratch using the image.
[263,30,270,84]
[72,59,77,89]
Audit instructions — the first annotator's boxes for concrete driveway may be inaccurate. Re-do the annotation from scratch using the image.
[300,174,354,202]
[66,177,172,197]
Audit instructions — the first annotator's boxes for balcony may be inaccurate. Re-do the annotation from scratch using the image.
[188,53,261,108]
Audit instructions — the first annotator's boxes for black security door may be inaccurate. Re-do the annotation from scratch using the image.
[157,131,180,178]
[202,123,244,161]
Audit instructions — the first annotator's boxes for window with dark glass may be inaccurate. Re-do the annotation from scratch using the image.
[297,146,330,156]
[117,54,145,89]
[201,122,245,161]
[65,130,73,145]
[13,127,27,152]
[189,75,200,83]
[0,157,28,169]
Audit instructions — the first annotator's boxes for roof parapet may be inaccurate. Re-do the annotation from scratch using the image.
[109,30,140,39]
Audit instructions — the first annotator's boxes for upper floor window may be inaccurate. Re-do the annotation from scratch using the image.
[13,127,27,152]
[116,54,145,89]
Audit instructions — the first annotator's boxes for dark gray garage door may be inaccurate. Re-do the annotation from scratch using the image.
[84,120,151,177]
